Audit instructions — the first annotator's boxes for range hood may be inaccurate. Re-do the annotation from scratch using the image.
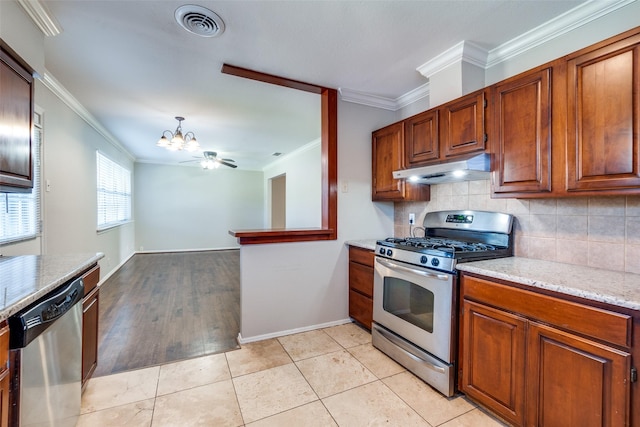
[393,153,491,185]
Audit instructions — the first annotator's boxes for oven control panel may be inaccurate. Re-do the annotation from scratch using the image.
[445,214,473,224]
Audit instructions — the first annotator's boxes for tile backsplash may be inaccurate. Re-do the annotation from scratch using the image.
[393,180,640,274]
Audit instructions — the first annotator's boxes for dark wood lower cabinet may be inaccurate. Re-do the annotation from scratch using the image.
[461,300,526,426]
[82,285,99,387]
[348,246,374,329]
[526,322,630,427]
[0,323,8,427]
[81,265,100,388]
[460,274,633,427]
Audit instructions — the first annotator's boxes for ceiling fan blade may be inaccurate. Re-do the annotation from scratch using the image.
[221,158,235,162]
[178,159,199,163]
[218,160,237,168]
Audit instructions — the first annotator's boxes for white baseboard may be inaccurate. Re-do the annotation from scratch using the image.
[135,247,239,254]
[98,251,135,286]
[237,318,354,344]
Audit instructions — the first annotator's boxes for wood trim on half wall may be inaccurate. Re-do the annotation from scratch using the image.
[224,64,338,244]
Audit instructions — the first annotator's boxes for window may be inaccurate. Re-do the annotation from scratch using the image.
[0,111,42,245]
[96,152,131,230]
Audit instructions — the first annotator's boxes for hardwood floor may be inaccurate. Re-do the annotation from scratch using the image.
[94,250,240,376]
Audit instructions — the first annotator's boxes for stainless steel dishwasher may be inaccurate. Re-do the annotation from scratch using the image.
[8,276,84,427]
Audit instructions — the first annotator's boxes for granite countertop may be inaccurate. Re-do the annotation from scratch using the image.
[457,257,640,311]
[345,240,378,251]
[0,253,104,321]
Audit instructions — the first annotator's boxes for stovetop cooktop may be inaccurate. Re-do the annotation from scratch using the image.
[375,210,515,272]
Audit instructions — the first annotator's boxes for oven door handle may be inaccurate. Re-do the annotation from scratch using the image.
[376,257,450,281]
[374,324,446,374]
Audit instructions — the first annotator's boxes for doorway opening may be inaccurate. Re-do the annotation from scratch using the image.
[271,174,286,228]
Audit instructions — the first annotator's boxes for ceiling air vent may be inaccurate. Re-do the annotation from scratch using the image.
[175,5,225,38]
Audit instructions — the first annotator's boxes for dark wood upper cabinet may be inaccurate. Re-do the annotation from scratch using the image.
[566,31,640,192]
[403,89,488,169]
[441,89,487,158]
[372,122,430,201]
[372,122,405,200]
[491,67,552,194]
[0,43,34,192]
[405,109,440,167]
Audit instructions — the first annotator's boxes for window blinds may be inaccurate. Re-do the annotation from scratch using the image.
[0,114,41,245]
[96,152,131,230]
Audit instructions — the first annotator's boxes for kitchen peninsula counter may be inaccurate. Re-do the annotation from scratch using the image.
[0,253,104,321]
[457,257,640,311]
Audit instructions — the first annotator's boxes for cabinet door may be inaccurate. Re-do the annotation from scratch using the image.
[566,33,640,192]
[492,68,552,194]
[0,371,8,427]
[372,122,405,200]
[461,300,526,426]
[0,47,33,190]
[0,324,7,427]
[372,122,430,201]
[526,322,631,427]
[405,109,439,166]
[82,286,99,387]
[441,90,487,158]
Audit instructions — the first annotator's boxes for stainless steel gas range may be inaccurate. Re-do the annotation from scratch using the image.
[372,210,514,397]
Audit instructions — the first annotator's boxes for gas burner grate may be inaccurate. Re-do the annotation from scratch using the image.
[388,237,499,253]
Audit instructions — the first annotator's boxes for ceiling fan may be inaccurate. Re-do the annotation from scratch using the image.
[181,151,237,169]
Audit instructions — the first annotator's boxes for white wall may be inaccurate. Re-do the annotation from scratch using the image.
[263,140,321,228]
[239,100,396,341]
[134,163,264,251]
[1,2,136,279]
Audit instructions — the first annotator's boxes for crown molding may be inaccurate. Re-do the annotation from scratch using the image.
[486,0,636,67]
[416,40,488,79]
[338,88,399,111]
[395,83,430,110]
[17,0,62,37]
[40,72,135,161]
[341,0,633,111]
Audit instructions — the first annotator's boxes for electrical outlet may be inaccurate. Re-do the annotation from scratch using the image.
[409,213,415,225]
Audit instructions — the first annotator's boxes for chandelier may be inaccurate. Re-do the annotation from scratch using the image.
[156,116,200,152]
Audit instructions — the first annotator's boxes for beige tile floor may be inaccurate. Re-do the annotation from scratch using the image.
[80,323,508,427]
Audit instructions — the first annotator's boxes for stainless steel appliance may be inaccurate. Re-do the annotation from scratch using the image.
[372,210,513,397]
[9,277,84,427]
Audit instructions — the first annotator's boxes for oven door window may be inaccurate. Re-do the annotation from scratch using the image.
[382,277,434,333]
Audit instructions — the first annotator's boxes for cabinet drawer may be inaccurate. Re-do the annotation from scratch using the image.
[82,264,100,296]
[349,289,372,329]
[349,246,374,267]
[349,262,374,297]
[462,276,631,348]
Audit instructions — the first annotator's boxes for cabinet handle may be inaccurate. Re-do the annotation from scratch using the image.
[376,257,450,281]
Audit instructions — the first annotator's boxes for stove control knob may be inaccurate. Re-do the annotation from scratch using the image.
[379,248,386,255]
[420,255,428,264]
[386,249,393,256]
[431,258,440,267]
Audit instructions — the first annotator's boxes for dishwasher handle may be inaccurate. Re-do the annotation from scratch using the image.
[9,277,84,349]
